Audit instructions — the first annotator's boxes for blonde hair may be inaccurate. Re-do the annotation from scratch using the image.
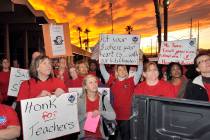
[82,74,98,94]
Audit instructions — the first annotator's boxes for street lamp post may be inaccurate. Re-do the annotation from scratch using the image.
[163,0,170,41]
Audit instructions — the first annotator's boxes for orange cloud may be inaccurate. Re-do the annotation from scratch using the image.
[28,0,210,50]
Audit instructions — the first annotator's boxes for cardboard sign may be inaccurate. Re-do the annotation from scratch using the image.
[8,67,29,97]
[21,93,79,140]
[42,23,72,58]
[158,38,197,65]
[68,87,110,100]
[99,34,140,65]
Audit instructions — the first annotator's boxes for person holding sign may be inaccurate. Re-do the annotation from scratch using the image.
[184,53,210,101]
[78,75,116,139]
[0,58,10,103]
[99,60,143,140]
[0,103,20,140]
[17,55,66,100]
[16,55,68,140]
[134,61,175,98]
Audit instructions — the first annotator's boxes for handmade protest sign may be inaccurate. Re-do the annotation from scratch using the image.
[42,23,72,58]
[69,87,110,100]
[8,67,29,97]
[21,93,79,140]
[99,34,140,65]
[158,38,197,65]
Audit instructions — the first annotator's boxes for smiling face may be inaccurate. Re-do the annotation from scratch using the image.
[143,62,159,81]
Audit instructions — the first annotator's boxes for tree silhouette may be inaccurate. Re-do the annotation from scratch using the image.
[125,25,133,34]
[77,26,82,48]
[84,28,90,50]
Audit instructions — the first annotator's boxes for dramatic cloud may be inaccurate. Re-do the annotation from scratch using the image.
[28,0,210,49]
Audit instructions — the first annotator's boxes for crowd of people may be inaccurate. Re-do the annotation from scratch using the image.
[0,51,210,140]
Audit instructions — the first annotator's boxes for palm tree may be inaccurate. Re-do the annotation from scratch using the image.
[83,39,89,50]
[125,25,133,34]
[84,28,90,49]
[153,0,162,52]
[77,26,82,48]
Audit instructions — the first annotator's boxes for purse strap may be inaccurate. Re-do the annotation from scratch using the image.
[102,94,106,111]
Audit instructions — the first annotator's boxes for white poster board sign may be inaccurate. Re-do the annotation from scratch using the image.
[21,93,79,140]
[50,24,66,56]
[69,87,110,100]
[8,67,29,97]
[99,34,140,65]
[158,38,197,65]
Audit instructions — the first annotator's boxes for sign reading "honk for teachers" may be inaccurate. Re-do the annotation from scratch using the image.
[21,92,79,140]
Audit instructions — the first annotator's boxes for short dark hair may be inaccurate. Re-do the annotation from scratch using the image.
[194,53,210,68]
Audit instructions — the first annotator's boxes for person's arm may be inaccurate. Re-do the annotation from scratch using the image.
[0,126,20,140]
[99,64,110,83]
[133,60,143,85]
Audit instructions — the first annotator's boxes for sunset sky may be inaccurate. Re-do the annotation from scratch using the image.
[28,0,210,53]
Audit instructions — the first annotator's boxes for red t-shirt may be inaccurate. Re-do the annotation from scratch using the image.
[17,78,67,101]
[85,95,101,138]
[0,71,10,101]
[204,83,210,101]
[107,75,135,120]
[0,104,20,129]
[67,75,86,87]
[134,80,175,98]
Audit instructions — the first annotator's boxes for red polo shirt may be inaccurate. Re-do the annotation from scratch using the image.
[107,75,135,120]
[17,78,66,101]
[0,104,20,129]
[134,80,175,98]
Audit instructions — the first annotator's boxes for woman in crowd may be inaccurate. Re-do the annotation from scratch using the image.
[17,55,66,100]
[68,60,89,87]
[16,55,71,140]
[134,61,175,98]
[166,62,188,98]
[78,75,116,139]
[54,57,70,85]
[100,60,143,140]
[0,58,10,104]
[0,103,20,140]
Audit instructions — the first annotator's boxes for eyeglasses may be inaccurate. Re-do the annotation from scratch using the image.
[198,58,210,65]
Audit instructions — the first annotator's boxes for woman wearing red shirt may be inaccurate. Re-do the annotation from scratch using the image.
[78,75,116,139]
[134,61,175,98]
[54,57,70,86]
[166,62,188,98]
[0,58,10,103]
[67,60,89,87]
[17,55,66,101]
[16,55,69,140]
[0,103,20,140]
[100,61,143,140]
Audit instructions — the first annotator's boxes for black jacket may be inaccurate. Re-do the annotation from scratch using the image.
[184,75,209,101]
